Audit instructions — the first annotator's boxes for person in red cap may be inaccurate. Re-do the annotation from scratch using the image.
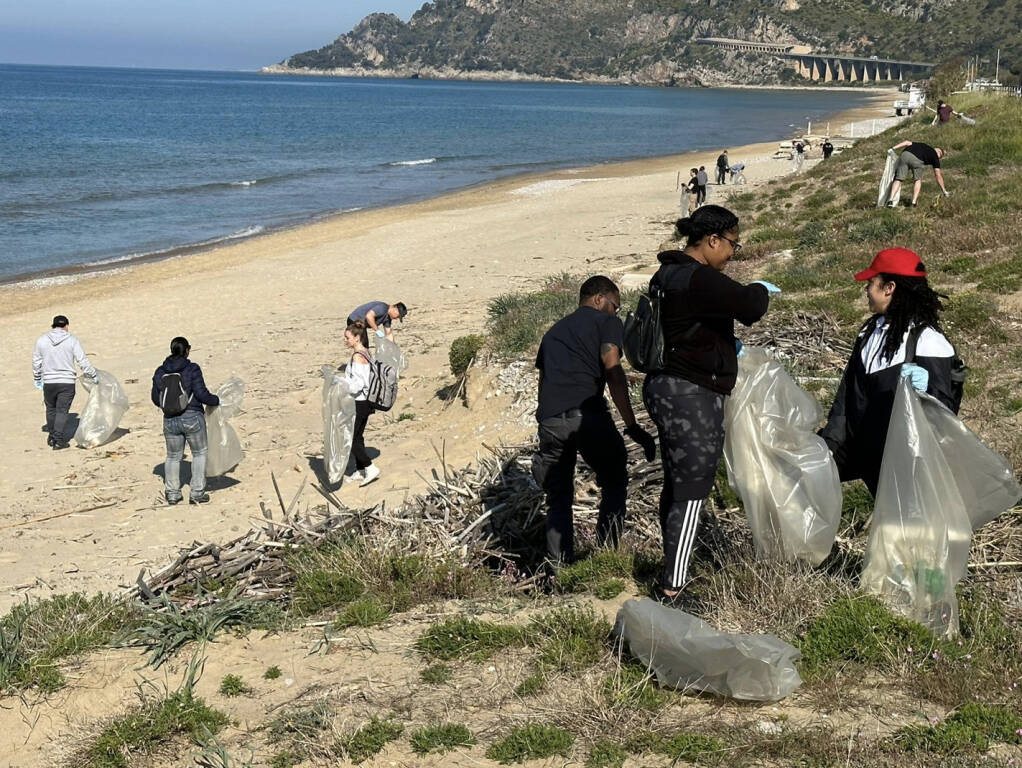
[819,247,961,496]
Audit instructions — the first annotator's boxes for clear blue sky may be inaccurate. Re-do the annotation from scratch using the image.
[0,1,426,70]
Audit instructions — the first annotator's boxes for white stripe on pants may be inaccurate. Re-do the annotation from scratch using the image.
[671,499,702,589]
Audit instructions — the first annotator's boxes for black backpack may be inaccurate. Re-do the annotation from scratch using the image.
[905,324,967,414]
[159,372,192,417]
[622,263,693,374]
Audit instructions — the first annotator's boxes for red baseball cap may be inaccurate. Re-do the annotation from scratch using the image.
[854,248,927,281]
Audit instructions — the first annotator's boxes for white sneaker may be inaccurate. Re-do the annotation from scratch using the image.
[347,470,365,484]
[359,464,380,487]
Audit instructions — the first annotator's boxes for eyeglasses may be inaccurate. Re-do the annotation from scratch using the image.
[717,234,742,255]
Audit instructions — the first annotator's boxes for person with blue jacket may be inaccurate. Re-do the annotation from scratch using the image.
[151,336,220,505]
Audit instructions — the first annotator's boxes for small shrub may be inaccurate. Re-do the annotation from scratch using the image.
[267,702,332,745]
[487,275,579,357]
[419,663,453,684]
[342,718,403,763]
[586,740,627,768]
[595,578,626,599]
[409,722,475,755]
[514,669,546,697]
[217,674,251,697]
[269,751,301,768]
[293,571,364,615]
[263,665,282,680]
[334,597,390,629]
[415,616,523,661]
[449,334,487,376]
[486,724,574,764]
[846,211,914,243]
[527,605,611,674]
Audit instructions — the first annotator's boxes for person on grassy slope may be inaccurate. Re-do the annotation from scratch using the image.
[820,248,959,497]
[642,206,777,598]
[886,141,949,207]
[532,275,657,564]
[343,319,381,487]
[32,314,98,450]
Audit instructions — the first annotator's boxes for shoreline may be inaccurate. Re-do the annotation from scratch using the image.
[0,92,892,296]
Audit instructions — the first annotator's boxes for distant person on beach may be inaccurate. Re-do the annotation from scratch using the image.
[716,150,729,185]
[642,206,777,598]
[885,141,949,208]
[696,166,708,205]
[343,320,381,487]
[794,141,806,173]
[347,301,408,348]
[684,168,699,212]
[532,276,657,564]
[151,336,220,505]
[820,248,959,497]
[729,163,746,185]
[822,139,835,160]
[32,314,98,450]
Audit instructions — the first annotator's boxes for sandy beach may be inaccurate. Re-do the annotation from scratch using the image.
[0,94,894,611]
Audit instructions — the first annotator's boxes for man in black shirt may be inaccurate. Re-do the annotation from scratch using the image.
[822,139,834,160]
[715,150,729,185]
[533,276,657,563]
[886,141,949,207]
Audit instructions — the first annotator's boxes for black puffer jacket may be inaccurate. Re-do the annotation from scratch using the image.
[151,355,220,414]
[653,250,769,394]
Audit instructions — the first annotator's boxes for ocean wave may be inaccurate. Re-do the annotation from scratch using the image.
[230,179,257,187]
[82,225,266,268]
[387,157,438,167]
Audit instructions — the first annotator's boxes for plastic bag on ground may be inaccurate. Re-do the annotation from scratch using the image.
[723,346,841,565]
[614,598,802,701]
[374,336,408,376]
[74,370,130,448]
[205,377,244,476]
[321,365,358,484]
[862,380,970,635]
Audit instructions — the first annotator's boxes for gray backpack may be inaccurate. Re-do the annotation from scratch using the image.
[365,354,398,411]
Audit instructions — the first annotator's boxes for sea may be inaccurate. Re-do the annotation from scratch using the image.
[0,64,877,284]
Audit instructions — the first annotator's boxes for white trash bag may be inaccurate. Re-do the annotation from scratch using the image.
[723,347,842,565]
[614,598,802,701]
[374,336,408,376]
[861,378,1018,636]
[205,377,244,476]
[74,370,130,448]
[321,365,358,484]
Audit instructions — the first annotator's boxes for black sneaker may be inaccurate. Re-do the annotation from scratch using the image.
[189,493,211,504]
[166,496,183,506]
[52,440,70,450]
[47,435,55,447]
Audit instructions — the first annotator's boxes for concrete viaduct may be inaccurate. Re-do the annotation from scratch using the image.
[696,38,934,82]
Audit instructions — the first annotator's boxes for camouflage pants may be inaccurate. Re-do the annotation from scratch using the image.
[643,374,725,590]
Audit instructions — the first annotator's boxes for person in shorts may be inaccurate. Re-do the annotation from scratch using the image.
[886,141,949,207]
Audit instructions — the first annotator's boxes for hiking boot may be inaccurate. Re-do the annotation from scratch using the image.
[52,440,70,450]
[359,464,380,487]
[189,493,211,504]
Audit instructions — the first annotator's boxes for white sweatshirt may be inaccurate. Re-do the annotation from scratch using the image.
[32,329,97,384]
[345,352,371,402]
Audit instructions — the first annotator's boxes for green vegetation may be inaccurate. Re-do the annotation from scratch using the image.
[334,596,391,628]
[0,593,139,693]
[514,670,546,697]
[341,718,404,763]
[895,703,1022,753]
[293,571,364,615]
[263,665,282,680]
[419,662,453,684]
[487,273,578,357]
[486,724,574,764]
[527,604,611,673]
[217,673,252,697]
[267,702,332,746]
[624,731,726,762]
[586,740,627,768]
[449,334,488,376]
[409,722,476,755]
[415,616,524,661]
[555,549,633,595]
[603,662,673,711]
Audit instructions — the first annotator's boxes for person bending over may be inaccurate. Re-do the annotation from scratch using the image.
[886,141,949,208]
[642,206,777,598]
[347,300,407,347]
[820,248,958,497]
[532,276,657,564]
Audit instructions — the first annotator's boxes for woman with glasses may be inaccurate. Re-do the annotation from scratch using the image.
[642,205,779,598]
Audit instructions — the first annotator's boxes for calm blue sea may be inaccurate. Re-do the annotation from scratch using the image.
[0,65,874,283]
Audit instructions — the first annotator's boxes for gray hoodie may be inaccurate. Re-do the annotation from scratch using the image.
[32,329,97,384]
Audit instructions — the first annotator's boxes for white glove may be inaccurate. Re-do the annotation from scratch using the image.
[942,189,950,198]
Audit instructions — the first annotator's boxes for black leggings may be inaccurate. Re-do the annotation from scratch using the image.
[643,374,725,590]
[352,400,374,470]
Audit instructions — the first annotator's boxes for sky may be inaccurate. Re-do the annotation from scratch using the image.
[0,0,427,70]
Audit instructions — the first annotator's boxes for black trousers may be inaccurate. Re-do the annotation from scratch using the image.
[716,166,727,185]
[696,185,707,205]
[43,383,76,442]
[351,400,374,470]
[643,374,725,590]
[532,406,628,563]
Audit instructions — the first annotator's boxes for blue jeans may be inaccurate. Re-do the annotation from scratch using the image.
[164,410,209,500]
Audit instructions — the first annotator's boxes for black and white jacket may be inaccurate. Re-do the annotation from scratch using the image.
[820,315,957,495]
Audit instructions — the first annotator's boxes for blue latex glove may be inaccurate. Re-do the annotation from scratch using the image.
[33,380,43,390]
[753,280,781,294]
[375,328,385,339]
[735,339,745,358]
[901,363,929,392]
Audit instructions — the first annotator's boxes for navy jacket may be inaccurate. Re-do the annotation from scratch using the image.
[151,355,220,414]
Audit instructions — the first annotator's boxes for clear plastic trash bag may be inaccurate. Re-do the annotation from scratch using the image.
[374,336,408,376]
[205,377,244,476]
[861,378,1020,637]
[723,347,842,565]
[321,365,358,484]
[74,370,130,448]
[614,598,802,701]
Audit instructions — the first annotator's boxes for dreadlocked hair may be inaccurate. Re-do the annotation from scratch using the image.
[878,272,945,364]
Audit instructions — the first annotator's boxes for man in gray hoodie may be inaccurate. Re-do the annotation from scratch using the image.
[32,315,97,449]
